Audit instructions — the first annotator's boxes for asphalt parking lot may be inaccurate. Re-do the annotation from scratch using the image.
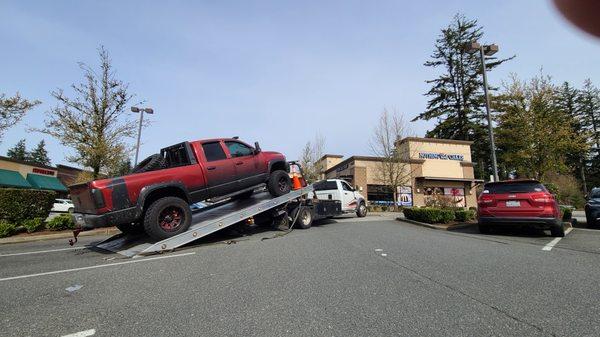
[1,214,600,337]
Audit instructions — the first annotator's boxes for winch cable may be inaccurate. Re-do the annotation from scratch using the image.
[260,204,304,241]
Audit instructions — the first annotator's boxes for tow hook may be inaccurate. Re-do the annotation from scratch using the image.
[69,228,83,246]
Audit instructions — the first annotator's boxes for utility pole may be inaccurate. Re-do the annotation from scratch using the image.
[131,106,154,166]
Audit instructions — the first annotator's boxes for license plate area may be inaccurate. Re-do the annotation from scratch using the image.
[506,200,521,207]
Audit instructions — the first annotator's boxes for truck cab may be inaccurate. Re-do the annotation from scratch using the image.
[310,179,367,217]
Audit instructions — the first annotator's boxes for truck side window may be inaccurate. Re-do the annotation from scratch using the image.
[342,182,353,191]
[202,142,227,162]
[225,141,253,158]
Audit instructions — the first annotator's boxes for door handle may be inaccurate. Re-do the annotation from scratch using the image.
[207,166,216,170]
[236,162,243,165]
[344,192,349,195]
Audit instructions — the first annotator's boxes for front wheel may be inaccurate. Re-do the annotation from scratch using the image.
[356,202,367,218]
[267,170,292,197]
[143,197,192,240]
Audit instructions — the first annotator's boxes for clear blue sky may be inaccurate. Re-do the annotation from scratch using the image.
[1,0,599,167]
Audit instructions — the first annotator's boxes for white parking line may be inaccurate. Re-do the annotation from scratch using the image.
[62,329,96,337]
[542,228,572,251]
[0,246,88,257]
[0,252,196,282]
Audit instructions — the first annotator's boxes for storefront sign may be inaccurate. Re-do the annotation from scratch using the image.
[396,186,413,207]
[32,168,55,176]
[419,152,464,161]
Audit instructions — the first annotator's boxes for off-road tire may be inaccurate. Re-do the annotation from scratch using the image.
[267,170,292,197]
[478,223,491,234]
[296,207,313,229]
[116,222,144,234]
[132,154,165,174]
[143,197,192,240]
[550,223,566,237]
[356,202,367,218]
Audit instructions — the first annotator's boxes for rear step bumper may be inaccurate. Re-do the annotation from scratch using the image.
[478,216,561,228]
[72,207,138,230]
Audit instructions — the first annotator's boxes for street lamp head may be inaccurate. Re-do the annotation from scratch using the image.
[143,108,154,114]
[465,41,481,54]
[484,44,499,56]
[131,106,140,113]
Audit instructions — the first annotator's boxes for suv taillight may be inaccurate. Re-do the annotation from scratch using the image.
[530,192,553,205]
[479,195,496,207]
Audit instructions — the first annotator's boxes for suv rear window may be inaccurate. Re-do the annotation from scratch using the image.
[484,182,547,194]
[313,181,338,191]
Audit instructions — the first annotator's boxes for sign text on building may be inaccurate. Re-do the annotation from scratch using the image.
[418,152,464,161]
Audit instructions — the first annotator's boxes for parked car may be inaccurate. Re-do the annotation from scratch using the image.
[51,198,74,213]
[309,179,367,217]
[585,187,600,228]
[69,138,292,240]
[477,179,565,237]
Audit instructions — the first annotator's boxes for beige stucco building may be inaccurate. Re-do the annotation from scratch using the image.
[318,137,482,208]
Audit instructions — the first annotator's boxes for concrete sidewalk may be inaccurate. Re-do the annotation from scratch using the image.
[0,227,119,244]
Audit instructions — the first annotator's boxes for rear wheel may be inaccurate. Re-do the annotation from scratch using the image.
[143,197,192,240]
[116,222,144,234]
[550,222,565,237]
[356,202,367,218]
[267,170,292,197]
[296,207,313,229]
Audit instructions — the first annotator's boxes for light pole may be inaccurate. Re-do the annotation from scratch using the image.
[467,41,500,182]
[131,106,154,166]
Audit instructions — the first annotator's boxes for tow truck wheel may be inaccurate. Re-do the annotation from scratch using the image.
[297,207,313,229]
[356,202,367,218]
[144,197,192,240]
[116,222,144,234]
[267,170,292,197]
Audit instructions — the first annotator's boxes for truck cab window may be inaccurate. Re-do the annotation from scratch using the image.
[225,141,253,158]
[202,142,227,162]
[342,182,353,191]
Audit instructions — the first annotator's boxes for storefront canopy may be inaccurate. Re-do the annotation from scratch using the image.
[26,173,68,192]
[415,176,484,183]
[0,169,32,188]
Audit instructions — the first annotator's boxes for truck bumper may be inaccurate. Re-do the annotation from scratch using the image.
[72,207,138,230]
[478,216,562,229]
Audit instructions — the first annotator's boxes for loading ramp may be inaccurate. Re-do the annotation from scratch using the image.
[94,186,330,257]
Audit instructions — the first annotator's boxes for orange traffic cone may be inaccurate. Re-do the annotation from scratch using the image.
[292,175,302,190]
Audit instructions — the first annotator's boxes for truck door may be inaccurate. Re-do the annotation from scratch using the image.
[224,141,261,188]
[340,180,359,211]
[201,141,237,197]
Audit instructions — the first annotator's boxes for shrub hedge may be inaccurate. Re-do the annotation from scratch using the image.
[403,207,456,224]
[0,220,16,238]
[455,209,476,222]
[0,188,56,224]
[46,214,75,231]
[22,217,45,233]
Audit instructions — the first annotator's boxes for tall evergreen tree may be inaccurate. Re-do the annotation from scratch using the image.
[29,140,51,166]
[495,74,587,180]
[413,14,513,179]
[578,79,600,188]
[6,139,29,161]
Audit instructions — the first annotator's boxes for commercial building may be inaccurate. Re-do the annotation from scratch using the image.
[0,156,84,196]
[318,137,483,208]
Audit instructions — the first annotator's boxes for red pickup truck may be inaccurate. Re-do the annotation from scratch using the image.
[70,138,291,240]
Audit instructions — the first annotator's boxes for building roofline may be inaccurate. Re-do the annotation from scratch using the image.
[0,155,56,170]
[399,137,474,146]
[324,155,387,174]
[318,154,344,162]
[56,164,86,171]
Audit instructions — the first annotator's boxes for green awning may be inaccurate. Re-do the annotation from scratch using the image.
[26,173,68,192]
[0,169,32,188]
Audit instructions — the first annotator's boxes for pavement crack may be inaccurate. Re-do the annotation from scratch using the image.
[381,256,555,336]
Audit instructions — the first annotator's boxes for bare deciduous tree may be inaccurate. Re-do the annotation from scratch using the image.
[370,108,413,210]
[0,93,40,142]
[34,46,139,179]
[299,133,325,183]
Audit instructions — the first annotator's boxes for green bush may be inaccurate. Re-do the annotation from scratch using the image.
[46,214,75,231]
[22,217,45,233]
[0,188,56,224]
[0,220,16,238]
[455,209,476,222]
[403,207,455,224]
[381,206,388,212]
[560,207,573,222]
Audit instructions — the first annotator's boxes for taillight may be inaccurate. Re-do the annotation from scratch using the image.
[479,195,496,207]
[91,188,105,208]
[531,192,553,205]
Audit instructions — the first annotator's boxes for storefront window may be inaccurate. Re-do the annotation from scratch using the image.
[367,184,394,205]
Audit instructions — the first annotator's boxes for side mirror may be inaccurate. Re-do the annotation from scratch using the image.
[254,142,262,154]
[358,186,363,192]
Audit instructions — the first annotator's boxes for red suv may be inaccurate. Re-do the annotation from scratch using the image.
[477,180,564,237]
